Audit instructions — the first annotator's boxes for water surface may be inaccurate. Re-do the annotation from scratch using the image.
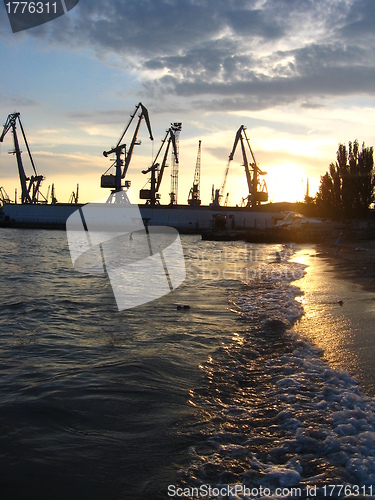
[1,230,375,499]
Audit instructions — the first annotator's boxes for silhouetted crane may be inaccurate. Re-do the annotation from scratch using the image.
[0,112,45,204]
[101,102,153,192]
[188,140,202,206]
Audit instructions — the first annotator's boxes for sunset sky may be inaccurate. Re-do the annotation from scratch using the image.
[0,0,374,206]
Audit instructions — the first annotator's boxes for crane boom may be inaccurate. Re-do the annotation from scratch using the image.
[211,128,244,206]
[18,116,38,176]
[116,103,153,147]
[156,129,178,192]
[239,135,252,193]
[211,155,230,206]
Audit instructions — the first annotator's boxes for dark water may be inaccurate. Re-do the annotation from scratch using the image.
[0,229,375,499]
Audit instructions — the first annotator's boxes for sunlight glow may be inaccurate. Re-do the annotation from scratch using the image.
[266,163,307,203]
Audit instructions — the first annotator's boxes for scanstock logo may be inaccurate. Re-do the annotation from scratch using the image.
[66,189,186,311]
[4,0,79,33]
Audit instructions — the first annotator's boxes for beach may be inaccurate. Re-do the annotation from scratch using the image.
[292,240,375,398]
[318,237,375,293]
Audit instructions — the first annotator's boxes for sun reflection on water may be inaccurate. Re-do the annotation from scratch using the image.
[291,247,375,396]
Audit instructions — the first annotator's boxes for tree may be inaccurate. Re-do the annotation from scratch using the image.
[316,141,374,218]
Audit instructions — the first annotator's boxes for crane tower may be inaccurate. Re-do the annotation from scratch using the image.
[187,140,201,206]
[169,122,182,205]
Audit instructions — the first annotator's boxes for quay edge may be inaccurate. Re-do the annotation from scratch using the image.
[0,202,280,233]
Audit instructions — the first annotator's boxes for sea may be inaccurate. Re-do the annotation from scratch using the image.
[0,228,375,500]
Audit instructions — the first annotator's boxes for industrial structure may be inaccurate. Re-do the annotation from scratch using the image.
[211,125,268,207]
[0,112,46,204]
[1,105,277,232]
[187,140,201,206]
[140,126,178,206]
[0,186,10,204]
[169,123,182,205]
[101,102,153,192]
[0,112,81,208]
[68,184,79,204]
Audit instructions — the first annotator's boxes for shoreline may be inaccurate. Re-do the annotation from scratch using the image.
[292,243,375,398]
[317,238,375,293]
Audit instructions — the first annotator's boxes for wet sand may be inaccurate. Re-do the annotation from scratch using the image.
[318,238,375,293]
[292,244,375,397]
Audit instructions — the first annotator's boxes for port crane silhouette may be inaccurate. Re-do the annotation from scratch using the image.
[187,140,202,206]
[140,126,179,206]
[0,112,45,204]
[101,102,153,192]
[212,125,268,207]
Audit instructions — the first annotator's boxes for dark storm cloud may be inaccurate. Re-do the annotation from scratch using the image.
[150,64,375,112]
[339,0,375,38]
[27,0,282,61]
[15,0,375,111]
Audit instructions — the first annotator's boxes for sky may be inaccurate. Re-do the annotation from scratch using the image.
[0,0,374,206]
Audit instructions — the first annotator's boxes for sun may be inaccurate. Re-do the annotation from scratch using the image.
[216,162,310,206]
[265,163,309,203]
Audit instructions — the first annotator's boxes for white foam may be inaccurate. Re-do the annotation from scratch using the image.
[229,247,307,329]
[180,246,375,498]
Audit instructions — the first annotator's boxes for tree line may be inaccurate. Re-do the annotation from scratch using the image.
[314,140,374,218]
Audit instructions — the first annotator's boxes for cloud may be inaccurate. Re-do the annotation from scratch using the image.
[339,0,375,39]
[0,91,38,109]
[3,0,375,112]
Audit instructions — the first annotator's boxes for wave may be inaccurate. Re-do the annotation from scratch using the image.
[179,247,375,498]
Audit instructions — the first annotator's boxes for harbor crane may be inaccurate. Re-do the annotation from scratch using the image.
[187,140,201,206]
[101,102,153,192]
[211,125,268,207]
[68,184,79,204]
[140,126,178,206]
[0,186,11,205]
[44,184,58,204]
[0,112,45,204]
[230,125,268,207]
